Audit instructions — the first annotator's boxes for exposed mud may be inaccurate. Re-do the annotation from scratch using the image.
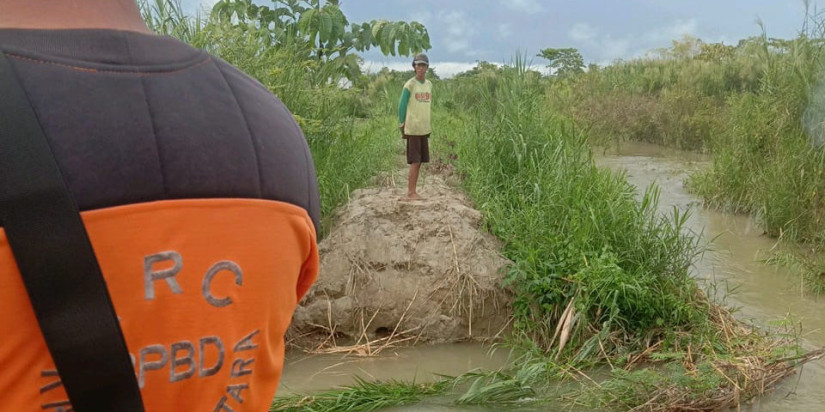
[288,165,513,349]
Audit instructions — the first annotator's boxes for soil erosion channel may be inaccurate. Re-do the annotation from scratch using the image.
[279,142,825,411]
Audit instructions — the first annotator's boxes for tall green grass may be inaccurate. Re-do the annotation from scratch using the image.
[430,55,803,411]
[548,13,825,284]
[445,56,704,360]
[688,32,825,244]
[271,378,450,412]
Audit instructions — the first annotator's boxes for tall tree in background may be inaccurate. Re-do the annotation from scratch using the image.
[537,47,584,78]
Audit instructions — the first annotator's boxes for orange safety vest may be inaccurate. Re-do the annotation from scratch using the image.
[0,199,318,411]
[1,28,320,411]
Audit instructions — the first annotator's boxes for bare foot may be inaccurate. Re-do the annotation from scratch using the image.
[399,193,424,201]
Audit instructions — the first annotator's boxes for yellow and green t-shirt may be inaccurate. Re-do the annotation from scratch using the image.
[398,77,432,136]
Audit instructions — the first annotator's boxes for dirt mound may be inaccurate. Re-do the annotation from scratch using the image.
[288,167,513,349]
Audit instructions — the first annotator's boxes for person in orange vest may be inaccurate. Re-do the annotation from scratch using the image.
[0,1,319,411]
[398,53,433,200]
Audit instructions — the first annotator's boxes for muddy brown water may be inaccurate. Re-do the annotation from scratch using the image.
[277,141,825,410]
[596,141,825,411]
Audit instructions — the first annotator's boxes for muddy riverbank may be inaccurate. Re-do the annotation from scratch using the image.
[596,141,825,411]
[278,141,825,410]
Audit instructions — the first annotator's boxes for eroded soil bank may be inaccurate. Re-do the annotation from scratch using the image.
[288,166,513,350]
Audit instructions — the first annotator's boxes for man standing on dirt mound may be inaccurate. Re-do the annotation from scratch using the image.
[0,1,319,411]
[399,52,433,200]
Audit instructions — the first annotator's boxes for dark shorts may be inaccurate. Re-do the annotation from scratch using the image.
[404,134,430,164]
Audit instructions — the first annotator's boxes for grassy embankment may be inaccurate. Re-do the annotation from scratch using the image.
[141,2,819,410]
[549,24,825,291]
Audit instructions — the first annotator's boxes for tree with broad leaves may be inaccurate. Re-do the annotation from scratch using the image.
[537,47,585,78]
[211,0,430,80]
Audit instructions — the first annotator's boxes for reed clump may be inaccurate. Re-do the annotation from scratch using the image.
[444,56,702,360]
[548,9,825,288]
[576,302,823,411]
[270,378,451,412]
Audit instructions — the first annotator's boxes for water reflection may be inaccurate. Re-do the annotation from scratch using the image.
[596,141,825,411]
[278,342,511,395]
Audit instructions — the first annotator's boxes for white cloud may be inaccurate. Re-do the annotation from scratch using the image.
[180,0,219,14]
[568,19,705,64]
[444,38,471,53]
[409,11,432,25]
[440,11,477,38]
[437,10,479,55]
[566,24,631,63]
[360,61,412,74]
[499,24,512,38]
[432,62,478,78]
[643,19,699,42]
[501,0,543,14]
[569,23,598,43]
[360,60,477,79]
[600,36,632,60]
[440,62,548,78]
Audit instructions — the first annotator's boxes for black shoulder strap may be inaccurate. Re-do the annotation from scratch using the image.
[0,52,144,411]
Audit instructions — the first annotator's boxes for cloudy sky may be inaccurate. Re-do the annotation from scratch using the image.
[183,0,811,77]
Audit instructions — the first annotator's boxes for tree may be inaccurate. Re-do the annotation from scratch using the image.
[696,42,735,62]
[210,0,430,80]
[537,47,584,78]
[669,35,702,59]
[453,61,501,78]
